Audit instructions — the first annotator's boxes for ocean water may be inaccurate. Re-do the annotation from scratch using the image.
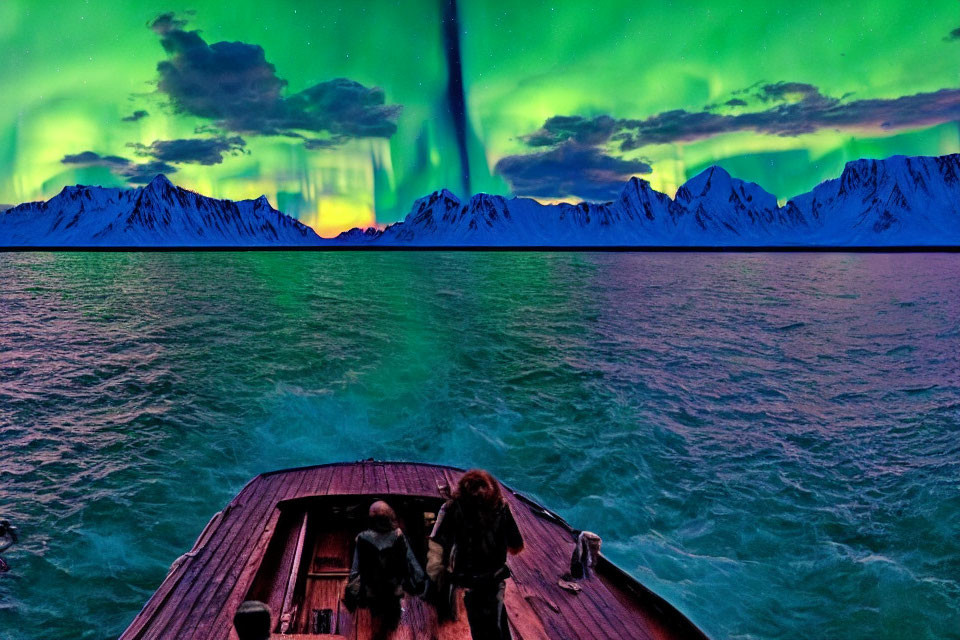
[0,252,958,640]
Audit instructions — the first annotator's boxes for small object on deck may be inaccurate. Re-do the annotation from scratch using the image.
[436,480,451,500]
[557,577,582,594]
[569,531,602,580]
[310,608,333,634]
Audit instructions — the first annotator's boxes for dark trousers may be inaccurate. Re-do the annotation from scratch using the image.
[369,595,402,640]
[463,580,511,640]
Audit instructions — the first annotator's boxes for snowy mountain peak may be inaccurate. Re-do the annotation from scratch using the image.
[679,165,733,199]
[671,165,782,236]
[620,175,655,191]
[414,188,460,207]
[784,153,960,243]
[145,173,175,193]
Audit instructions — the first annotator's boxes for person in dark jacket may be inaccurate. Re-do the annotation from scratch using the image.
[344,501,425,638]
[429,469,524,640]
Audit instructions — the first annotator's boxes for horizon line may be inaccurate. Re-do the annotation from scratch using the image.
[3,245,959,253]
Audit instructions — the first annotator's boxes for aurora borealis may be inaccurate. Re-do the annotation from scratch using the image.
[1,1,959,236]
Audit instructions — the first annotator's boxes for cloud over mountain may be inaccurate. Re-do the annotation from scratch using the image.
[61,151,178,184]
[520,84,960,152]
[494,81,960,198]
[149,12,401,147]
[128,136,246,165]
[62,135,244,183]
[494,140,651,200]
[522,115,620,148]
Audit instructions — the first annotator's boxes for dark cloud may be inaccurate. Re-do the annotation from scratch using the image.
[62,151,130,167]
[494,140,652,201]
[123,161,181,184]
[128,136,246,165]
[61,151,177,183]
[153,24,285,126]
[522,115,619,147]
[65,133,245,185]
[946,27,960,41]
[620,87,960,149]
[519,84,960,152]
[148,13,400,145]
[755,81,829,105]
[499,81,960,199]
[282,78,402,138]
[121,110,149,122]
[149,11,190,35]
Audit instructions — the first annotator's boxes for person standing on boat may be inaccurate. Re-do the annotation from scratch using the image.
[344,500,425,638]
[0,520,18,573]
[429,469,524,640]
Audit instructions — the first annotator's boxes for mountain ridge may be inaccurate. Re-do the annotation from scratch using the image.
[0,174,320,247]
[334,153,960,247]
[2,154,959,247]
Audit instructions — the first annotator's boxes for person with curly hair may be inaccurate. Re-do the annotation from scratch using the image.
[429,470,524,639]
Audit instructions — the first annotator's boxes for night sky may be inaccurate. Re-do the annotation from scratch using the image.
[2,1,959,235]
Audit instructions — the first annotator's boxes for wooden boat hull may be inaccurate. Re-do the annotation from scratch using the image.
[119,461,709,640]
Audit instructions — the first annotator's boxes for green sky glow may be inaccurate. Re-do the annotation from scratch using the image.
[1,1,958,234]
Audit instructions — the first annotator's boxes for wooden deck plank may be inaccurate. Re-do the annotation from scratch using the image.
[372,461,391,494]
[511,516,590,636]
[117,478,254,640]
[173,474,297,639]
[508,496,651,640]
[503,580,552,640]
[382,462,411,495]
[285,463,332,503]
[157,473,292,640]
[246,510,308,635]
[130,480,275,640]
[207,471,318,640]
[508,504,626,640]
[201,505,283,639]
[324,461,362,497]
[407,461,438,499]
[196,477,300,639]
[511,508,624,640]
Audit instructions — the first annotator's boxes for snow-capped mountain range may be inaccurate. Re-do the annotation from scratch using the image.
[1,154,959,247]
[0,174,319,247]
[336,154,960,246]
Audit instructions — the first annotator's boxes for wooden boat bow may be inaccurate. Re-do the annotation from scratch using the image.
[119,460,709,640]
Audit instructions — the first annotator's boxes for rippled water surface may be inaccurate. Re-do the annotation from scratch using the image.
[1,252,959,640]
